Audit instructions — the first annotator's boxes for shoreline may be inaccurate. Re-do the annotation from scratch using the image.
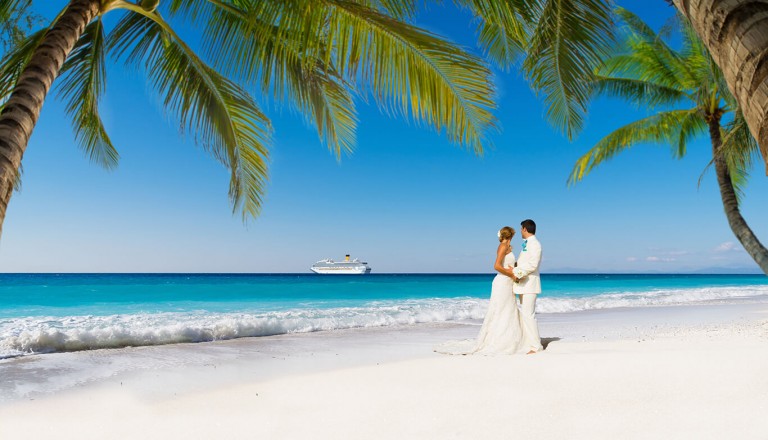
[1,302,767,439]
[2,302,766,400]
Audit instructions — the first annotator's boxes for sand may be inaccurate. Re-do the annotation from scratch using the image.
[1,303,767,439]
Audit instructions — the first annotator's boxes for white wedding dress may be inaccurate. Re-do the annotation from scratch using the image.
[435,251,523,355]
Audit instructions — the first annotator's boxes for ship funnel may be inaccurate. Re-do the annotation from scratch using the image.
[345,254,350,261]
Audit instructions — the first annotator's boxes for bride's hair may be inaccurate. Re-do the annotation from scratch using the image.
[498,226,515,242]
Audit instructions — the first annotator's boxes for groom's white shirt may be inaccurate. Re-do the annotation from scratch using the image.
[512,235,542,294]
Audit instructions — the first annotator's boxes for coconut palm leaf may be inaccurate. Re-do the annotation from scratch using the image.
[614,6,657,42]
[167,1,472,156]
[56,18,118,169]
[568,109,699,185]
[523,0,614,140]
[0,0,25,20]
[592,75,690,109]
[674,107,707,158]
[170,1,358,157]
[108,9,272,219]
[617,7,683,68]
[308,73,358,158]
[0,0,34,51]
[624,38,692,90]
[678,15,710,72]
[324,1,497,153]
[370,0,419,20]
[455,0,529,69]
[183,0,496,155]
[605,10,695,92]
[722,111,760,171]
[720,111,760,203]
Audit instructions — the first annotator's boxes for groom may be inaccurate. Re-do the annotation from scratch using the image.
[511,219,544,354]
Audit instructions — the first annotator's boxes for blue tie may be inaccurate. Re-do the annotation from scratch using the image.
[522,240,528,251]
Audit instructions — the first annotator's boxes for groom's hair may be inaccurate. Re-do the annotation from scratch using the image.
[521,219,536,234]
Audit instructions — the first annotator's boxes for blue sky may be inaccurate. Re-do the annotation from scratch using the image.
[1,1,766,273]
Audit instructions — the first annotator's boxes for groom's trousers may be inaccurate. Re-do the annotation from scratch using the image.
[520,294,544,352]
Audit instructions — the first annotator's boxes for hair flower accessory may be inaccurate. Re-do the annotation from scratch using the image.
[497,230,501,239]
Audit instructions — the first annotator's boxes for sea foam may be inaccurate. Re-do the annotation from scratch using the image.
[2,284,767,358]
[0,298,485,358]
[537,284,768,313]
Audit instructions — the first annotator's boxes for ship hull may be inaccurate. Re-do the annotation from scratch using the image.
[310,266,371,275]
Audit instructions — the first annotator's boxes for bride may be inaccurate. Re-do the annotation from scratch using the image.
[434,226,523,355]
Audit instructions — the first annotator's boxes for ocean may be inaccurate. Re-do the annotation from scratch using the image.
[1,273,767,359]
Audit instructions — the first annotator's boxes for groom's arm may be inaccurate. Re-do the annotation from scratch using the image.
[513,241,541,278]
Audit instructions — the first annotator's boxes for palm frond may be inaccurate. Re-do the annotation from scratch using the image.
[608,9,697,92]
[678,15,710,75]
[726,160,748,205]
[656,13,680,42]
[568,109,698,185]
[167,0,214,20]
[170,1,358,157]
[327,0,498,152]
[108,10,272,219]
[673,108,707,158]
[455,0,530,69]
[614,7,657,42]
[720,110,760,203]
[524,0,615,139]
[627,38,692,90]
[197,1,360,157]
[592,74,689,109]
[0,0,26,20]
[371,0,419,20]
[0,0,35,52]
[302,67,358,157]
[191,0,496,154]
[56,18,118,169]
[721,111,760,168]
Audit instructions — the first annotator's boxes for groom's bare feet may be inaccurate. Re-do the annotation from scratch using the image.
[526,350,537,355]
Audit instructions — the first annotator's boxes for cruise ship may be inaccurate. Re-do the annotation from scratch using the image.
[310,255,372,274]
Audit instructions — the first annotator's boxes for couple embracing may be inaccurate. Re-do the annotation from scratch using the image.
[436,219,543,355]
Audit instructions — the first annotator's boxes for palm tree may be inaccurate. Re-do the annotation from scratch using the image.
[672,0,768,176]
[569,9,768,273]
[0,0,617,238]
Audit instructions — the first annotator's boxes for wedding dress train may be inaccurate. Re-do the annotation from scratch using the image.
[435,252,523,355]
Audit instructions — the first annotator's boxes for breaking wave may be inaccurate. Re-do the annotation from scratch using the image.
[2,284,767,358]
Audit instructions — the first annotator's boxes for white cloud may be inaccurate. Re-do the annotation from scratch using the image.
[646,256,676,262]
[714,242,743,253]
[626,257,638,262]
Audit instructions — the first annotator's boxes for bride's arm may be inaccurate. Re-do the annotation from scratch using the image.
[493,243,515,277]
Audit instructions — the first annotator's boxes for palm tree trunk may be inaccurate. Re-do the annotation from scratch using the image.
[674,0,768,175]
[0,0,100,238]
[707,116,768,274]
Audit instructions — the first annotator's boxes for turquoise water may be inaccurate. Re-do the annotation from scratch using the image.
[1,273,767,358]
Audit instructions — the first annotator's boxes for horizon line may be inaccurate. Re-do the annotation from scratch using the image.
[0,272,764,276]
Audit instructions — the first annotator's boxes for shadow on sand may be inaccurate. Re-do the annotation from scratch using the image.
[541,337,562,350]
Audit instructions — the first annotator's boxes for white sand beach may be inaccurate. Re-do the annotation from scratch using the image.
[1,302,767,439]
